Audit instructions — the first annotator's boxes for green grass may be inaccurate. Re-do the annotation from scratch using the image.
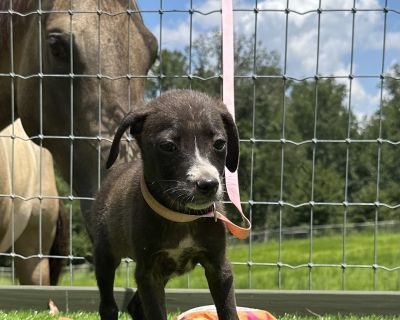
[55,231,400,290]
[279,317,400,320]
[0,311,400,320]
[1,232,398,319]
[0,311,173,319]
[1,231,399,290]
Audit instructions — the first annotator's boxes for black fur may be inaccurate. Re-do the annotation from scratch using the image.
[87,90,240,320]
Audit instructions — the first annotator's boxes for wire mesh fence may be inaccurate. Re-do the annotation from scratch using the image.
[0,0,399,293]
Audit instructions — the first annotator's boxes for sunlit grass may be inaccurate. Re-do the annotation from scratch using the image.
[0,311,399,320]
[1,231,399,291]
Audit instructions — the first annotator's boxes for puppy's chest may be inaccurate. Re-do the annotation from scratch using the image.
[155,236,202,278]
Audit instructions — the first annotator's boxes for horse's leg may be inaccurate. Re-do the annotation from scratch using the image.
[14,234,51,285]
[14,207,56,285]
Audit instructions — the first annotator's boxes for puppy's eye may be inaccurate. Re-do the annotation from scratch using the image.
[159,141,177,153]
[213,139,226,151]
[47,33,70,61]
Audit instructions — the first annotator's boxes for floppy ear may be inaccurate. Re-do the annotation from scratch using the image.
[221,112,240,172]
[106,111,147,169]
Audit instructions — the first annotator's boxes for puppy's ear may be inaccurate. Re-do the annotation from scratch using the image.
[221,112,240,172]
[106,111,148,169]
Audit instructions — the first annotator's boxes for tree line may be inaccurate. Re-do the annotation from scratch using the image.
[3,30,398,266]
[58,31,400,260]
[146,31,400,231]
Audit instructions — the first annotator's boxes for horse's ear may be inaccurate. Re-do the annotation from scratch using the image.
[106,111,148,169]
[221,111,240,172]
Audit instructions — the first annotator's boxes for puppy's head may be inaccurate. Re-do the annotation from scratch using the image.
[106,90,239,213]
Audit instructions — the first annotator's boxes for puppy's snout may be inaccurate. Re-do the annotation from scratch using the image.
[196,178,219,195]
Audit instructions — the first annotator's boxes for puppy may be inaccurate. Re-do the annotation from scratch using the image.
[86,89,240,320]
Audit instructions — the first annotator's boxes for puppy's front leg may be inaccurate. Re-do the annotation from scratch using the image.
[134,264,167,320]
[203,257,239,320]
[94,247,120,320]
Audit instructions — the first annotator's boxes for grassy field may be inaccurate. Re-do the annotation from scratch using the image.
[45,230,400,290]
[1,311,400,320]
[1,231,399,319]
[1,230,399,290]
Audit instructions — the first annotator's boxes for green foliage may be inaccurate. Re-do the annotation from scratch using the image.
[51,30,400,259]
[359,65,400,218]
[55,170,91,261]
[0,311,177,320]
[145,30,400,229]
[146,49,190,96]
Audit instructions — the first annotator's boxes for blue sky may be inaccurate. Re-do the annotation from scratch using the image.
[137,0,400,118]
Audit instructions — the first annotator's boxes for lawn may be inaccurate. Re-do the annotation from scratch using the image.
[1,311,400,320]
[0,228,399,320]
[49,231,400,290]
[0,230,399,319]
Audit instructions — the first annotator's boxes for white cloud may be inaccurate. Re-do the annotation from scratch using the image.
[333,65,382,119]
[351,79,381,117]
[151,0,222,49]
[386,32,400,50]
[148,0,399,116]
[152,21,191,50]
[232,0,399,116]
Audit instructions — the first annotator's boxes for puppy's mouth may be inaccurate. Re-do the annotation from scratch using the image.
[185,201,215,215]
[160,185,220,215]
[166,194,218,216]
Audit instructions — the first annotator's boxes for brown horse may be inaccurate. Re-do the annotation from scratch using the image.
[0,1,157,217]
[0,119,67,285]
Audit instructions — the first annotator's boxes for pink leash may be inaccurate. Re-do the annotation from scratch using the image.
[140,1,251,240]
[222,0,251,239]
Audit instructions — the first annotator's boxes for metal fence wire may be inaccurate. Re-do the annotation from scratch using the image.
[0,0,399,292]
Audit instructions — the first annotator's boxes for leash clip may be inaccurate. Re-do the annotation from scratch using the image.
[212,203,218,222]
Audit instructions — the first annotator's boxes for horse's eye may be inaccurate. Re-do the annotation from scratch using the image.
[47,33,70,61]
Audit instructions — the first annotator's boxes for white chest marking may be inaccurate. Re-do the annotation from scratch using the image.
[165,236,195,262]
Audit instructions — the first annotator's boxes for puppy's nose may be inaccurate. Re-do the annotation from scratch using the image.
[196,178,219,194]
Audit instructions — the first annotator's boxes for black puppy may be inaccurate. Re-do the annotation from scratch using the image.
[86,90,240,320]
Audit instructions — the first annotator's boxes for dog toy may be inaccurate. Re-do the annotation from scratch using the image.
[176,305,277,320]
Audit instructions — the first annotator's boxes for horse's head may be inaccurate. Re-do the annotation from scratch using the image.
[12,0,157,197]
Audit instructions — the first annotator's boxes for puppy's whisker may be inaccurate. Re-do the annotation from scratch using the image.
[154,179,180,185]
[164,187,181,194]
[169,192,188,211]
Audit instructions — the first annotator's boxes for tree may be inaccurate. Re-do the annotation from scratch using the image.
[145,31,400,229]
[146,49,189,97]
[286,79,366,225]
[147,31,290,229]
[355,64,400,221]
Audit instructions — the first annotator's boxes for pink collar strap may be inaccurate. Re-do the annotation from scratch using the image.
[140,175,251,240]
